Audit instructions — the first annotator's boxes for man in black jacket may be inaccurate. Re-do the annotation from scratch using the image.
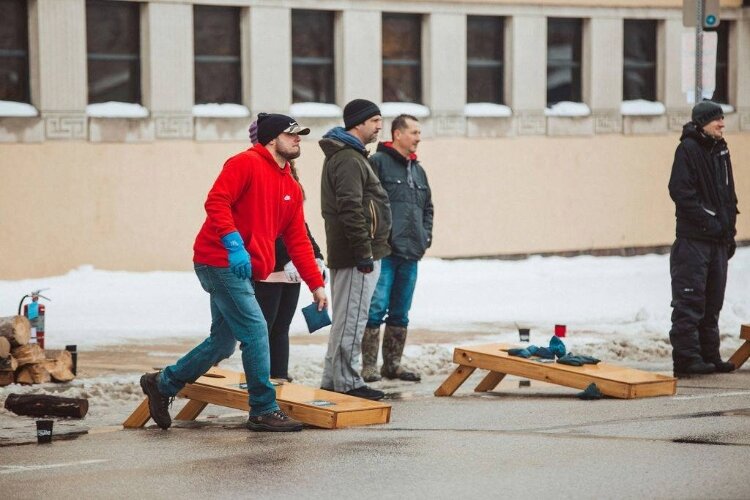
[362,114,434,382]
[668,100,739,377]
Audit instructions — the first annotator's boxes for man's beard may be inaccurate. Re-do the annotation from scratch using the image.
[279,147,301,161]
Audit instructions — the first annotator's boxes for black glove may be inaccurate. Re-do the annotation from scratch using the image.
[728,240,737,260]
[356,257,374,274]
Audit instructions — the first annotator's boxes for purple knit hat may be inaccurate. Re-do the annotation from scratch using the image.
[248,120,258,145]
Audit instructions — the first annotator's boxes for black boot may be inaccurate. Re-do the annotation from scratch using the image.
[673,360,716,377]
[705,358,736,373]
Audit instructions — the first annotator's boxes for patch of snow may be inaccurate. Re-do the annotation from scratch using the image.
[289,102,342,118]
[381,102,431,118]
[0,100,38,117]
[192,103,250,118]
[86,102,149,118]
[544,102,591,117]
[464,103,513,118]
[719,104,735,114]
[620,100,666,116]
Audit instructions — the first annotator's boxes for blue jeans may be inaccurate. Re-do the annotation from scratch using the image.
[366,255,418,328]
[158,264,278,416]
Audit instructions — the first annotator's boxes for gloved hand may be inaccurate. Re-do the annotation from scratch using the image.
[283,261,301,283]
[221,231,251,280]
[316,258,328,285]
[356,257,374,274]
[728,240,736,260]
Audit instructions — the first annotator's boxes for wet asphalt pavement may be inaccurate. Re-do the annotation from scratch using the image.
[1,370,749,499]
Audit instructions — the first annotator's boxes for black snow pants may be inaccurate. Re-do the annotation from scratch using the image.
[669,237,728,369]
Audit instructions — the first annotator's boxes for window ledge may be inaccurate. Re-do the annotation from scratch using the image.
[193,103,250,118]
[0,101,39,118]
[464,103,512,118]
[381,102,430,118]
[289,102,342,118]
[545,102,590,117]
[621,100,665,116]
[87,102,149,119]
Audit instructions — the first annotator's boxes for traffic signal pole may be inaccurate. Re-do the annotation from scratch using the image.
[695,0,703,101]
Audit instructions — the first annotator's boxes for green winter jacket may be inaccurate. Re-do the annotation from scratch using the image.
[320,137,392,269]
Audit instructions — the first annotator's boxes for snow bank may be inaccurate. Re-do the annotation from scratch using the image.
[192,103,250,118]
[544,102,591,117]
[381,102,430,118]
[464,103,513,118]
[290,102,342,118]
[0,100,38,117]
[87,102,149,118]
[620,100,666,116]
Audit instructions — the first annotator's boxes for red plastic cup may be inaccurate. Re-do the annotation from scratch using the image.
[554,324,567,338]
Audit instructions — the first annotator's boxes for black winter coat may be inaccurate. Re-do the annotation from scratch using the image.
[369,143,434,260]
[668,123,738,244]
[272,223,324,272]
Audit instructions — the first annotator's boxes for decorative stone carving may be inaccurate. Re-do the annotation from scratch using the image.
[740,110,750,131]
[0,117,44,142]
[44,113,87,140]
[154,114,193,139]
[668,111,691,131]
[593,112,622,134]
[515,113,546,135]
[432,115,466,137]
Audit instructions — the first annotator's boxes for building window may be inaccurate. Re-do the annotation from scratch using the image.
[382,13,422,103]
[623,20,657,101]
[194,5,241,104]
[711,22,729,104]
[547,18,582,106]
[86,0,141,104]
[0,0,29,103]
[467,16,504,104]
[292,10,335,104]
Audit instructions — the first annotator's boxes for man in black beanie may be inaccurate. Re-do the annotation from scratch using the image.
[318,99,392,400]
[668,100,739,377]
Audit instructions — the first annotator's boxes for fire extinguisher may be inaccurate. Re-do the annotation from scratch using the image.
[18,288,51,349]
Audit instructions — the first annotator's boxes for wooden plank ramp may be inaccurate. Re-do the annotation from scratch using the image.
[435,343,676,399]
[728,324,750,369]
[124,367,390,429]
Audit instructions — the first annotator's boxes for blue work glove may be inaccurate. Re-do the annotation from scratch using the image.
[221,231,251,280]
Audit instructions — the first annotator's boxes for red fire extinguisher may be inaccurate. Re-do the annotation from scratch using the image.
[18,289,51,349]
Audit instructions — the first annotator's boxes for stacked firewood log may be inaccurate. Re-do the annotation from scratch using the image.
[0,315,74,386]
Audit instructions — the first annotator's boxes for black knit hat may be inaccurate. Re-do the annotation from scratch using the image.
[343,99,381,130]
[691,100,724,127]
[256,113,310,146]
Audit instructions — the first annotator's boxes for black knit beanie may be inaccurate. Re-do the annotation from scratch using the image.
[256,113,310,145]
[343,99,381,130]
[691,100,723,128]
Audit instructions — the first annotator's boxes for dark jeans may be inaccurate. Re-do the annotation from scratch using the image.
[367,255,418,328]
[669,238,728,367]
[254,281,301,379]
[158,264,278,417]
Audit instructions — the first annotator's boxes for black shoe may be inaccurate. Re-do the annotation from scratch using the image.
[246,410,303,432]
[345,386,385,401]
[139,372,172,429]
[707,359,736,373]
[673,360,716,377]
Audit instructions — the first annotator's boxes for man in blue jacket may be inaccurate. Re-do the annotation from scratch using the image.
[362,114,434,382]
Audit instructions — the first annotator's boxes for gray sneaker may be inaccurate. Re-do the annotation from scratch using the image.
[140,372,172,430]
[246,410,303,432]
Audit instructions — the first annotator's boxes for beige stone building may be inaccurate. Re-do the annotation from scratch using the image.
[0,0,748,279]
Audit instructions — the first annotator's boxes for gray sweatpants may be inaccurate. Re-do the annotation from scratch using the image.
[321,262,381,392]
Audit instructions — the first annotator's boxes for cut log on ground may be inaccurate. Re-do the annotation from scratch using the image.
[15,364,51,385]
[45,349,74,372]
[0,371,13,386]
[12,344,45,367]
[4,393,89,418]
[0,315,30,347]
[0,336,10,358]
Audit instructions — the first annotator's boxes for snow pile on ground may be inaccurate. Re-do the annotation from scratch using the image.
[1,249,748,349]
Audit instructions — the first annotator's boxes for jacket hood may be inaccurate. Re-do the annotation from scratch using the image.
[319,127,368,158]
[377,141,418,164]
[249,143,292,175]
[680,122,725,149]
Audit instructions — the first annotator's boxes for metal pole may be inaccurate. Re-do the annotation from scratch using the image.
[695,0,703,102]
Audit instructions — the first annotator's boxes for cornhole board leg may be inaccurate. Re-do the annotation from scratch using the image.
[728,324,750,369]
[123,399,151,428]
[434,365,476,396]
[175,399,208,421]
[474,371,506,392]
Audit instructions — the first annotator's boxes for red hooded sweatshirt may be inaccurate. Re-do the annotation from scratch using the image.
[193,144,323,291]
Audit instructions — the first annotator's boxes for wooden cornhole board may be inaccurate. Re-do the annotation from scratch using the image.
[435,343,676,399]
[728,324,750,369]
[123,367,391,429]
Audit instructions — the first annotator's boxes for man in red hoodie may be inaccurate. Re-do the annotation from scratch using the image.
[140,113,327,432]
